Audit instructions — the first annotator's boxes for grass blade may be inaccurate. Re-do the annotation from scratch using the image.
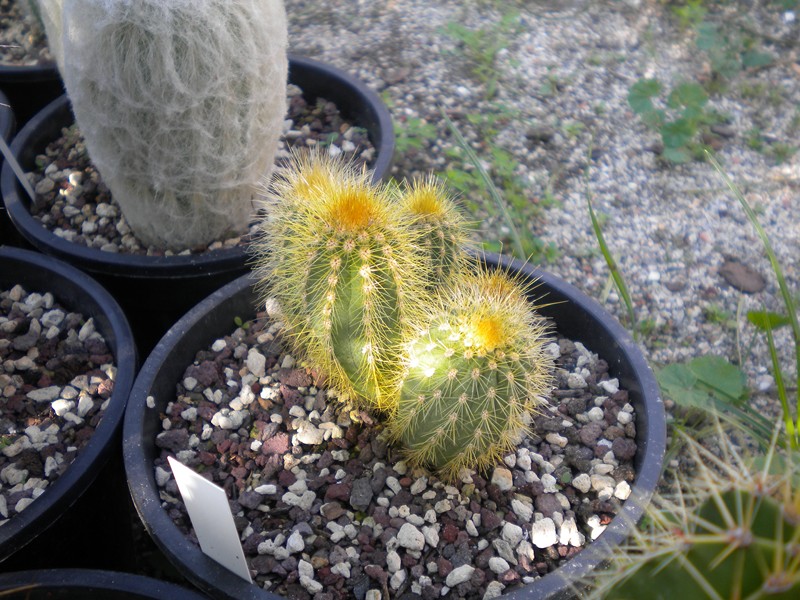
[584,156,638,337]
[442,108,528,260]
[708,152,800,446]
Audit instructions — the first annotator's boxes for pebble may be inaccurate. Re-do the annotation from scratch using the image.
[397,523,425,551]
[490,467,514,491]
[445,564,475,587]
[530,518,558,549]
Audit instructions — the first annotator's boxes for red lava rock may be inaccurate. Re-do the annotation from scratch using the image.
[279,384,304,408]
[276,368,312,388]
[278,469,297,487]
[198,451,217,466]
[436,557,453,579]
[364,564,388,585]
[499,569,520,584]
[261,432,289,455]
[325,482,352,503]
[185,360,221,387]
[441,522,459,544]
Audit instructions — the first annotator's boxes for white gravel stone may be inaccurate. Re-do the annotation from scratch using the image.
[511,498,533,522]
[281,490,316,511]
[599,378,620,394]
[530,518,558,548]
[490,466,514,491]
[587,406,605,421]
[445,564,475,587]
[155,466,171,487]
[488,557,510,574]
[501,522,524,547]
[246,348,267,377]
[390,569,407,591]
[422,525,439,548]
[483,581,505,599]
[386,549,402,573]
[614,480,632,500]
[286,530,305,554]
[295,422,324,445]
[77,393,95,417]
[566,373,587,389]
[14,497,35,513]
[27,385,61,402]
[397,523,425,551]
[541,473,558,493]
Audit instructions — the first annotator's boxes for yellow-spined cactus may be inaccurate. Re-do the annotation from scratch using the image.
[388,268,554,481]
[586,425,800,599]
[398,175,470,289]
[252,152,431,412]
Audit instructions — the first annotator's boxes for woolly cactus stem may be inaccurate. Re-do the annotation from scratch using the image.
[57,0,288,250]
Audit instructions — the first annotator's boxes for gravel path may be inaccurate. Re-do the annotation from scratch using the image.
[283,0,799,405]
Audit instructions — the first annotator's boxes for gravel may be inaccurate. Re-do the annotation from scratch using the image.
[0,1,52,66]
[153,313,638,599]
[0,282,115,524]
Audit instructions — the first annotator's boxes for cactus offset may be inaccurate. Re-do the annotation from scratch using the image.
[252,152,429,412]
[388,268,554,481]
[587,426,800,599]
[398,176,469,288]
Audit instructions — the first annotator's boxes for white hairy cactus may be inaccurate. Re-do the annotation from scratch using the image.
[55,0,288,250]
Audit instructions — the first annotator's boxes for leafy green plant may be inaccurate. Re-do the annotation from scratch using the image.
[442,11,520,99]
[696,20,774,88]
[668,0,708,29]
[628,78,716,163]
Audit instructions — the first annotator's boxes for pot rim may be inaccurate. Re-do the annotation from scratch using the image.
[123,251,666,600]
[0,568,207,598]
[0,246,137,561]
[0,55,395,278]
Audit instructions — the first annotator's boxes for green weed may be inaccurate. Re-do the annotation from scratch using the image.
[628,78,718,163]
[443,11,521,99]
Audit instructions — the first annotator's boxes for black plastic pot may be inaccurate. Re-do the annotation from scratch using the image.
[0,88,18,247]
[0,55,395,358]
[123,252,666,600]
[0,247,137,571]
[0,61,64,128]
[0,569,208,599]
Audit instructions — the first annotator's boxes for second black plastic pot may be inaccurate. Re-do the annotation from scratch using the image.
[0,247,137,572]
[0,569,208,599]
[0,55,395,358]
[0,61,63,128]
[122,252,666,600]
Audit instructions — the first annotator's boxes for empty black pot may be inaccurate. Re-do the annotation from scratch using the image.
[0,247,137,572]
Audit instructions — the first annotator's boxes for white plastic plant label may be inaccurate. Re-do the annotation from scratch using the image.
[167,456,253,583]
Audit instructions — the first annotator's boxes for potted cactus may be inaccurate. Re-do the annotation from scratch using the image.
[585,426,800,599]
[123,153,666,599]
[1,0,394,356]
